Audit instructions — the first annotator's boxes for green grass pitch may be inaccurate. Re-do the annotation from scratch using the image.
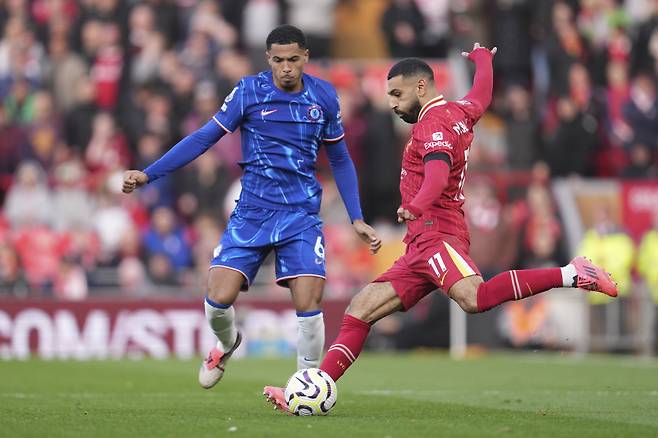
[1,352,657,437]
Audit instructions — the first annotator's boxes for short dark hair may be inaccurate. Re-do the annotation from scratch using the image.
[387,58,434,81]
[266,25,307,50]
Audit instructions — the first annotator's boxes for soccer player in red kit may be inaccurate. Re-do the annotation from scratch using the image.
[264,43,618,413]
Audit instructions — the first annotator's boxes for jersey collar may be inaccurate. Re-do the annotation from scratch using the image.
[418,95,446,122]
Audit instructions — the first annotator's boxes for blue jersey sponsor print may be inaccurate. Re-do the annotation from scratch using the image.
[213,71,345,214]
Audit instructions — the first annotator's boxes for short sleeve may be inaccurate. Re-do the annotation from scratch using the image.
[414,121,458,164]
[212,80,246,133]
[322,89,345,142]
[454,98,485,127]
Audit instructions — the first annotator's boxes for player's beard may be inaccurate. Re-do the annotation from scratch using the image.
[396,99,422,124]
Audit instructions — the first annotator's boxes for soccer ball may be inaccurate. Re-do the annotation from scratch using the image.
[284,368,337,416]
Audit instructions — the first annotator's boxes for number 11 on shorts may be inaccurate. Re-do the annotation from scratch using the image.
[428,252,447,281]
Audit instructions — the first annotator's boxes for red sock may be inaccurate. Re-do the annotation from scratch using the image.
[320,314,370,382]
[476,268,563,312]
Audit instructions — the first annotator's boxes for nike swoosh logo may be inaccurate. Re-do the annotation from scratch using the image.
[261,109,278,117]
[439,270,448,285]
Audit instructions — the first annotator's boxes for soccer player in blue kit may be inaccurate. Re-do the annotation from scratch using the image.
[122,25,381,388]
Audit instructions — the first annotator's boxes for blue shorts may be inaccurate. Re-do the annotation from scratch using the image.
[210,204,325,290]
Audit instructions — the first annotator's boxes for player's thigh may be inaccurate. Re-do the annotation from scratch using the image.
[417,235,481,293]
[288,275,325,312]
[274,224,326,289]
[210,222,272,295]
[446,275,483,313]
[347,282,403,324]
[373,250,437,312]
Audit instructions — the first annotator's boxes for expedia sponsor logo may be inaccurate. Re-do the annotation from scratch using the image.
[424,140,452,150]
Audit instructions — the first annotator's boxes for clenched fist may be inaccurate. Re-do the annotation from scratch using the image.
[122,170,149,193]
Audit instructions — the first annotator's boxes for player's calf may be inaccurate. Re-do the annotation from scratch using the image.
[470,260,618,313]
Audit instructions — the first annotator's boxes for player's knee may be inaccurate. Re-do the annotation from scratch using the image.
[206,287,235,305]
[451,289,479,314]
[460,295,479,314]
[345,297,368,321]
[289,277,324,312]
[448,276,483,314]
[206,280,238,305]
[294,295,322,313]
[206,268,244,305]
[345,288,374,323]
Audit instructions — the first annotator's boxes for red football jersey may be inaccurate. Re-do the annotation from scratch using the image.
[400,95,484,245]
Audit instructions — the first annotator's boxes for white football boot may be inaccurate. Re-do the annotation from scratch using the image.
[198,331,242,389]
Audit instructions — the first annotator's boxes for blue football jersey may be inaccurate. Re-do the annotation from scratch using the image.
[212,71,345,214]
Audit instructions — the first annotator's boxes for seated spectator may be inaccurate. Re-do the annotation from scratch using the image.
[285,0,338,59]
[146,253,178,286]
[117,256,150,295]
[12,223,65,292]
[52,159,95,231]
[3,160,53,229]
[92,174,135,266]
[3,76,36,124]
[519,184,564,267]
[53,256,88,301]
[46,33,88,112]
[623,74,658,153]
[85,112,130,175]
[64,76,97,154]
[621,142,657,178]
[502,85,542,170]
[546,96,598,177]
[23,90,62,169]
[143,206,193,273]
[89,22,124,111]
[381,0,426,58]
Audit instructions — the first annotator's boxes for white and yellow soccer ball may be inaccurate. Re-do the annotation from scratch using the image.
[284,368,337,416]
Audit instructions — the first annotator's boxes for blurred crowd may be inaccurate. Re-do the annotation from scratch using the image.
[0,0,656,301]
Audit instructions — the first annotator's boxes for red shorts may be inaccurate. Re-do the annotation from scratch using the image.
[374,233,481,310]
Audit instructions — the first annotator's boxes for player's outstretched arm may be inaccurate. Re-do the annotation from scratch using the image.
[324,139,362,221]
[129,119,227,189]
[461,42,497,111]
[324,139,381,254]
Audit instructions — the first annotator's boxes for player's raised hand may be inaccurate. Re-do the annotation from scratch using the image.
[122,170,149,193]
[461,42,497,60]
[352,219,382,254]
[396,206,418,223]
